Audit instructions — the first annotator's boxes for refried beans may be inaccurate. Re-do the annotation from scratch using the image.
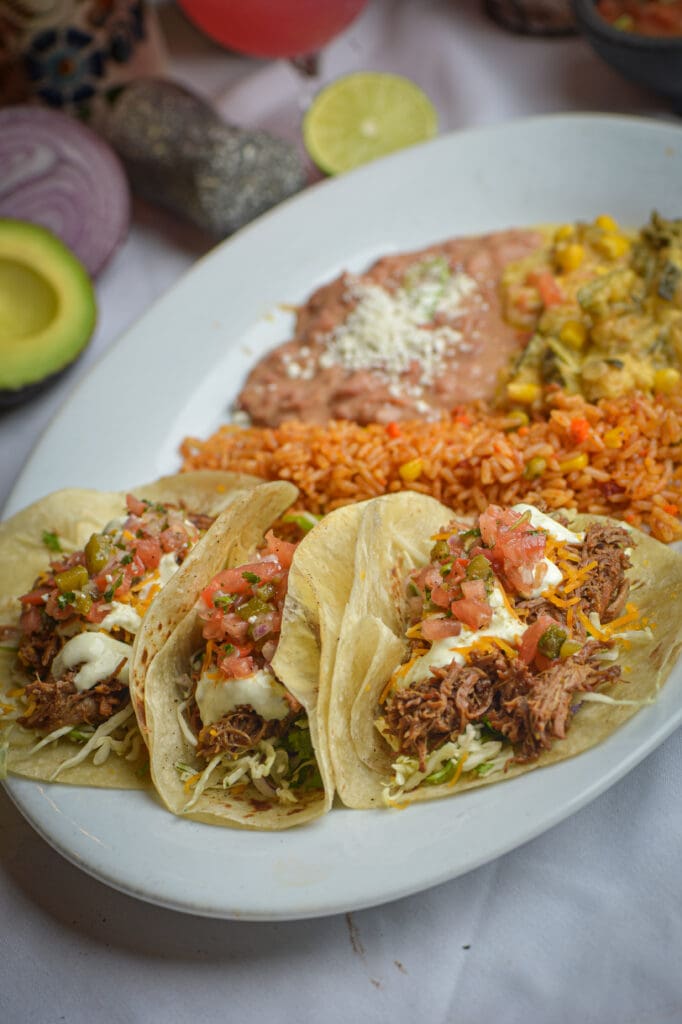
[236,228,544,426]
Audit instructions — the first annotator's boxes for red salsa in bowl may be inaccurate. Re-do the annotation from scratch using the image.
[597,0,682,35]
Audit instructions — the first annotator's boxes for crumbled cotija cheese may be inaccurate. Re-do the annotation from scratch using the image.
[283,260,479,403]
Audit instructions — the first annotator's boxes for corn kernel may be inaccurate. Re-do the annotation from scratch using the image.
[506,381,541,405]
[399,458,423,482]
[554,224,574,242]
[595,234,630,260]
[595,214,619,233]
[653,367,681,394]
[559,320,587,349]
[604,427,626,449]
[559,453,589,474]
[556,243,584,273]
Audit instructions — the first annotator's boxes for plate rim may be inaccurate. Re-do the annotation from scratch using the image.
[4,111,682,920]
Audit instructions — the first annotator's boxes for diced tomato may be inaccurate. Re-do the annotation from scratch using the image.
[135,537,162,570]
[527,269,564,308]
[409,565,443,596]
[461,579,487,602]
[85,601,110,624]
[20,587,51,606]
[200,559,283,609]
[44,592,76,621]
[263,529,297,570]
[477,505,547,597]
[430,583,453,608]
[500,533,547,596]
[218,649,255,679]
[202,610,230,642]
[450,597,493,631]
[159,526,188,553]
[126,494,147,517]
[421,617,462,641]
[222,612,251,644]
[478,505,509,546]
[19,604,43,634]
[444,558,468,586]
[569,417,591,444]
[518,614,559,665]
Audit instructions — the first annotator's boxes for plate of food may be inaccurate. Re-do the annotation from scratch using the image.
[3,113,682,921]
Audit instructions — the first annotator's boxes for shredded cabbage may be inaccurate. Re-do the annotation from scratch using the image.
[177,739,296,811]
[43,705,138,780]
[383,723,509,804]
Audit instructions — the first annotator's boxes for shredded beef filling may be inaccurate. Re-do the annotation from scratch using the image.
[516,522,631,632]
[186,512,216,532]
[577,521,632,622]
[384,644,620,771]
[18,664,130,732]
[17,615,68,680]
[195,705,298,761]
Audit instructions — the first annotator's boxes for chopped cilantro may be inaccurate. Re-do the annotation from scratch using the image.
[286,725,314,760]
[120,553,133,565]
[103,575,123,602]
[242,571,260,585]
[214,593,236,610]
[222,643,236,657]
[57,592,75,610]
[142,499,167,514]
[41,530,62,553]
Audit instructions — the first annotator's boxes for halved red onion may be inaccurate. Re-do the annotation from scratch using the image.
[0,106,130,277]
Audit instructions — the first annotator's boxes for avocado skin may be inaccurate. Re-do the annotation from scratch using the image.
[0,364,81,410]
[0,219,97,407]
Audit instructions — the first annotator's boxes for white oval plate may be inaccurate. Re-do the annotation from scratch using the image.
[4,114,682,920]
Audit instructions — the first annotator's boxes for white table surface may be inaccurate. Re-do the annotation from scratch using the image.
[2,2,681,1021]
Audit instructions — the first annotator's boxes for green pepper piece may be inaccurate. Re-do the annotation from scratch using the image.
[523,456,547,480]
[237,595,273,621]
[257,582,276,601]
[55,564,89,594]
[466,554,493,582]
[430,539,450,562]
[85,533,113,575]
[459,527,481,552]
[538,624,568,660]
[423,759,456,786]
[74,592,93,616]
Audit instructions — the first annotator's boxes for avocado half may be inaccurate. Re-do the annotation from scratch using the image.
[0,219,97,407]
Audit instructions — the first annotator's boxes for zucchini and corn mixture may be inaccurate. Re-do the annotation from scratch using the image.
[502,213,682,404]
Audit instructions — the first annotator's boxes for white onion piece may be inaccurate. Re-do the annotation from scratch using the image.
[0,106,130,277]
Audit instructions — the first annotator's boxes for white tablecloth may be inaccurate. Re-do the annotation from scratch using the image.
[2,2,680,1021]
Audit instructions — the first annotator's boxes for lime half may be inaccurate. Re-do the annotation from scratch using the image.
[303,72,438,175]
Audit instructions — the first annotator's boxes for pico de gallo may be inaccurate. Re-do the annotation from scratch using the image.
[376,503,648,801]
[1,494,215,778]
[597,0,682,36]
[175,525,323,809]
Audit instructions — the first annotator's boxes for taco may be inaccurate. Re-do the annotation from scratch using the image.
[143,480,364,829]
[328,492,682,809]
[0,471,259,788]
